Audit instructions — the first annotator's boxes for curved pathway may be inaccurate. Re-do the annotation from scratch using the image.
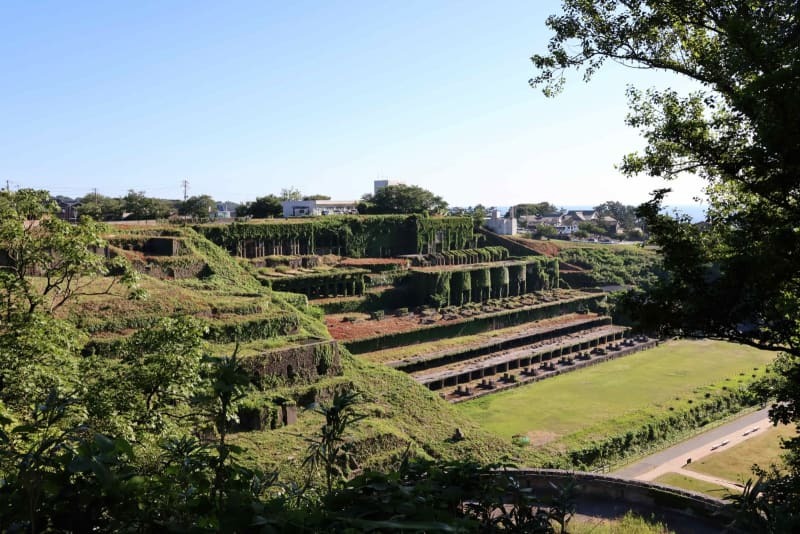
[613,407,772,489]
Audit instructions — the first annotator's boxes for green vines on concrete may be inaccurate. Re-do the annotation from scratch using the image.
[196,215,475,259]
[508,264,526,296]
[490,266,509,299]
[269,269,370,298]
[414,217,475,254]
[204,313,301,343]
[526,258,559,292]
[450,271,472,306]
[409,257,558,308]
[428,246,509,265]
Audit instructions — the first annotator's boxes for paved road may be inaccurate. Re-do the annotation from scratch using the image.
[613,407,772,480]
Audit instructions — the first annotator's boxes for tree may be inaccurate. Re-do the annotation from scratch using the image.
[279,187,302,201]
[514,202,559,218]
[303,194,331,201]
[593,201,639,231]
[532,224,557,239]
[122,190,172,220]
[0,189,137,320]
[179,195,216,220]
[533,1,800,527]
[236,195,282,218]
[471,204,488,228]
[360,184,448,215]
[577,220,607,237]
[121,318,206,432]
[0,189,139,408]
[78,193,124,221]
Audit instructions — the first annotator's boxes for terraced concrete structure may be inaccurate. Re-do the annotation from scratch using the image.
[412,330,654,402]
[361,299,657,402]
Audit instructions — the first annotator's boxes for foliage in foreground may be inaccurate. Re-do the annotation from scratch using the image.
[0,382,580,533]
[533,1,800,530]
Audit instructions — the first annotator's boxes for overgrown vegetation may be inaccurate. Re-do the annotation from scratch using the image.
[2,191,606,531]
[557,245,662,288]
[534,2,800,527]
[196,214,476,258]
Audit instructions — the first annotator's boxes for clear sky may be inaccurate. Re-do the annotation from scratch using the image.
[1,1,707,208]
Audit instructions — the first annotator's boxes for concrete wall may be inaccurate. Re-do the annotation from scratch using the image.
[485,216,517,235]
[509,469,735,531]
[240,339,341,386]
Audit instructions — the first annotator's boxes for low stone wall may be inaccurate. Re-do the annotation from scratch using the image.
[511,469,736,531]
[241,339,341,387]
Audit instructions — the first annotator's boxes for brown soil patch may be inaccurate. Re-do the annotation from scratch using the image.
[526,430,560,446]
[507,237,561,257]
[326,312,445,341]
[325,291,593,342]
[339,258,409,267]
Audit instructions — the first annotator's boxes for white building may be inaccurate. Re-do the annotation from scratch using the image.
[281,199,359,217]
[484,209,517,235]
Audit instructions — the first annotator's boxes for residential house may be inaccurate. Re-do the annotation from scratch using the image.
[281,199,359,217]
[523,210,621,236]
[54,198,81,222]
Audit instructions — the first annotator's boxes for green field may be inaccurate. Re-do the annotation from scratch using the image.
[571,511,674,533]
[653,472,731,499]
[456,339,774,443]
[685,425,794,483]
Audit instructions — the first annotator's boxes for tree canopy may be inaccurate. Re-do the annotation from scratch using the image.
[279,187,302,201]
[0,189,138,320]
[236,195,283,218]
[78,193,124,221]
[360,184,448,215]
[593,201,640,231]
[513,202,559,217]
[178,195,216,220]
[534,1,800,527]
[122,190,173,220]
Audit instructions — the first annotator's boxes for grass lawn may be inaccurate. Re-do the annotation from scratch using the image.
[653,472,732,499]
[570,511,674,533]
[456,339,774,443]
[685,425,795,483]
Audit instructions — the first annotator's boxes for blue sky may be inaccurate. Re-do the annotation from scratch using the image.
[1,1,706,208]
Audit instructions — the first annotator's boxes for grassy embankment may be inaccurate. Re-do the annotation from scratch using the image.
[231,351,518,483]
[457,339,775,466]
[57,226,521,482]
[652,473,730,499]
[571,511,674,534]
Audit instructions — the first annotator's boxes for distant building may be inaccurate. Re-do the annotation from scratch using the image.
[54,198,81,222]
[373,179,403,195]
[281,199,358,217]
[522,209,621,236]
[214,201,237,220]
[485,209,517,235]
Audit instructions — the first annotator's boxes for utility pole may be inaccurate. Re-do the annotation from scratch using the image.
[181,179,189,201]
[93,187,98,202]
[5,180,9,192]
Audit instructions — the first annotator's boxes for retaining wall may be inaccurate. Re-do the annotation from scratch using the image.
[509,469,736,532]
